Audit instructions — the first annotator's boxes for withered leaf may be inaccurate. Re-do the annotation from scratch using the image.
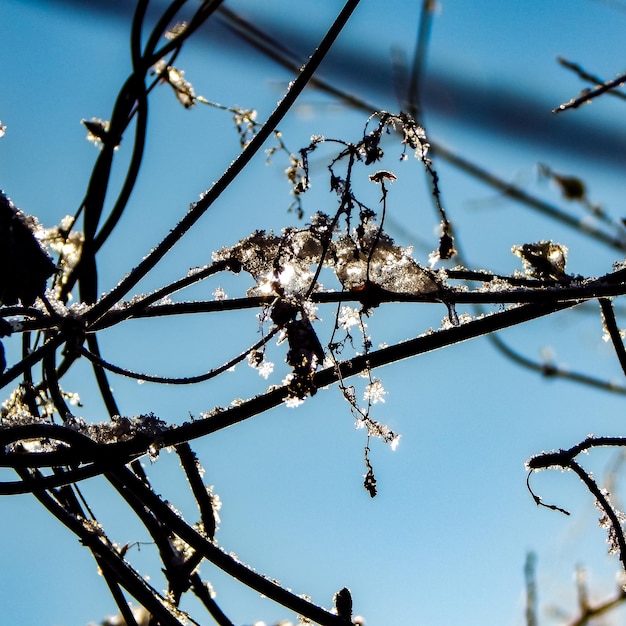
[0,190,56,306]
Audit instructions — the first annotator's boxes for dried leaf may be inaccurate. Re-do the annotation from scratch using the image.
[0,191,56,306]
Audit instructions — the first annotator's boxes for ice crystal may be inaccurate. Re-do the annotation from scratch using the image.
[87,606,152,626]
[333,224,439,293]
[171,534,195,561]
[284,393,305,408]
[595,492,626,555]
[363,379,387,404]
[165,21,188,39]
[603,328,626,342]
[213,286,227,300]
[337,306,361,330]
[232,108,259,148]
[247,350,274,379]
[153,60,196,109]
[209,489,222,519]
[257,361,274,379]
[390,434,401,451]
[37,217,85,294]
[82,518,105,536]
[358,416,399,446]
[0,121,6,137]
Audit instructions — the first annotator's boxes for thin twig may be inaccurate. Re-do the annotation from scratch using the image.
[553,70,626,113]
[558,57,626,102]
[84,0,363,327]
[107,465,347,626]
[215,6,626,252]
[600,298,626,377]
[79,325,278,385]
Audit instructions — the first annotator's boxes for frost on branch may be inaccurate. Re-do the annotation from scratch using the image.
[153,60,198,109]
[512,240,569,280]
[596,491,626,556]
[212,213,441,297]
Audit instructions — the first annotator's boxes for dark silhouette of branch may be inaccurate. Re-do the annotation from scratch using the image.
[6,2,626,624]
[107,465,347,625]
[600,298,626,377]
[214,7,626,253]
[78,326,279,385]
[83,0,363,327]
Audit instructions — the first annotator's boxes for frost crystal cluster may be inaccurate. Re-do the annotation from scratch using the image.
[213,213,440,297]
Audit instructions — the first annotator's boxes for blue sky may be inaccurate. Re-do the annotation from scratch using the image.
[3,1,626,625]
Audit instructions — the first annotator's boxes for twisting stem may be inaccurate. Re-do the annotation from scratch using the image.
[557,57,626,102]
[84,0,363,327]
[79,326,279,385]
